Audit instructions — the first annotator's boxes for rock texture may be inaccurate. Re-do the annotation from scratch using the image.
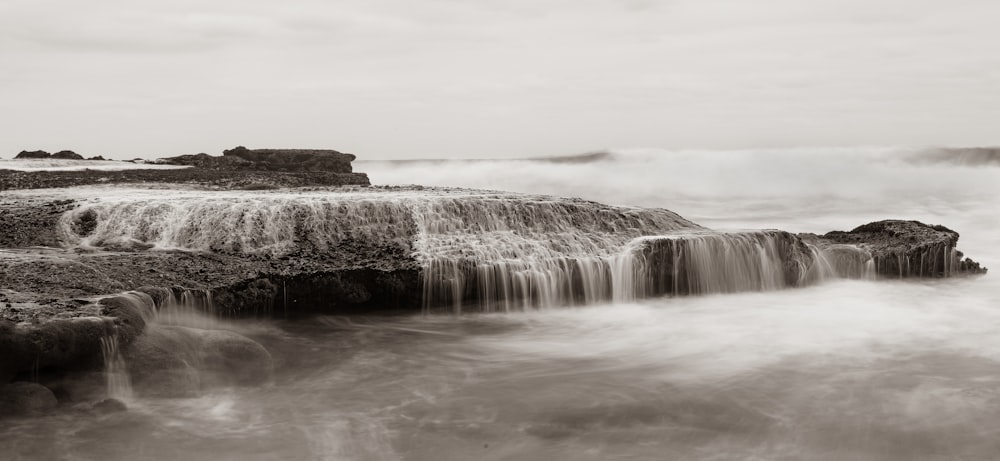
[0,177,988,397]
[0,168,370,191]
[815,220,987,277]
[156,146,357,173]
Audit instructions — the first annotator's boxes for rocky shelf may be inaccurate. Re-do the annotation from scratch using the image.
[0,157,988,414]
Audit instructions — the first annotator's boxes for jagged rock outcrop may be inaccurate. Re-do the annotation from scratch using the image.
[815,220,987,277]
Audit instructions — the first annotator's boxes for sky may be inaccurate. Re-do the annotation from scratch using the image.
[1,0,999,160]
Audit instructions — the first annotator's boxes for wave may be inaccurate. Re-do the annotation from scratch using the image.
[905,147,1000,166]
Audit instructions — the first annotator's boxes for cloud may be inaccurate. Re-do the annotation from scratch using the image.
[1,0,999,159]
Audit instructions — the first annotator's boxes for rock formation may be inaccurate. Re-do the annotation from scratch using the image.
[0,146,370,190]
[156,146,357,173]
[12,150,85,160]
[807,220,986,278]
[0,169,988,411]
[14,150,51,159]
[51,150,84,160]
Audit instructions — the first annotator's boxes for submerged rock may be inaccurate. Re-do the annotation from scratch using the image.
[91,398,127,414]
[199,329,274,386]
[0,381,57,416]
[124,326,202,398]
[124,325,273,398]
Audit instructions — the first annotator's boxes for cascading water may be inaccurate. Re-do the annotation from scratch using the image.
[810,244,877,280]
[99,335,133,401]
[154,288,219,328]
[58,188,883,313]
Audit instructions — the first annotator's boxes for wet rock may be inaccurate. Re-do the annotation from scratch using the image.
[99,294,151,344]
[92,398,127,414]
[123,326,202,398]
[0,317,117,382]
[0,382,58,416]
[44,371,107,403]
[124,325,273,397]
[70,209,98,237]
[199,329,274,386]
[817,220,987,277]
[1,168,370,191]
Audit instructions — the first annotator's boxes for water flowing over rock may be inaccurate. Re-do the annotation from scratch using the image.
[812,220,987,278]
[99,335,132,401]
[0,185,988,386]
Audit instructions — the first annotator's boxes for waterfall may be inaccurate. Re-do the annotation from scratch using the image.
[99,335,133,401]
[419,230,824,312]
[630,231,809,296]
[58,188,901,314]
[154,288,219,328]
[810,244,876,280]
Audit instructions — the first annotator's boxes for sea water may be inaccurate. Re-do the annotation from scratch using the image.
[2,147,998,460]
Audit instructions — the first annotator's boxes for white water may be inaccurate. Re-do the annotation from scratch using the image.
[52,184,879,312]
[2,147,999,460]
[98,336,133,402]
[0,159,190,172]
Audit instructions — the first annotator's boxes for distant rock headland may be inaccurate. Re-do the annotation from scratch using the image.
[13,150,93,160]
[155,146,357,173]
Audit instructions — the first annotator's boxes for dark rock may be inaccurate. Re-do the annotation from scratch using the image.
[14,150,50,159]
[1,167,370,191]
[223,147,357,172]
[92,398,127,414]
[44,371,106,403]
[199,329,273,386]
[124,325,272,397]
[817,220,987,277]
[0,316,118,382]
[70,209,98,237]
[99,294,152,345]
[0,381,58,416]
[51,150,84,160]
[156,146,357,173]
[123,326,202,398]
[87,156,106,161]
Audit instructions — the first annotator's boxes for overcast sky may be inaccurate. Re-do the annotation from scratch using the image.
[2,0,998,160]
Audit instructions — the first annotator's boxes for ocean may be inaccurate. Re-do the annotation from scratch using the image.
[2,147,998,460]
